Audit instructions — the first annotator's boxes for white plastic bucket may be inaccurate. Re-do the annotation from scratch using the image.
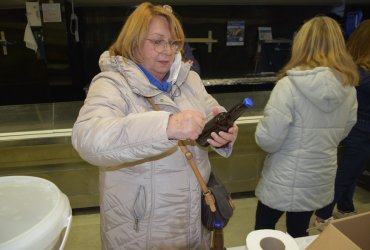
[0,176,72,250]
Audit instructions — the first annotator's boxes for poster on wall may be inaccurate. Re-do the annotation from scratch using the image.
[226,21,245,46]
[258,27,272,41]
[41,3,62,23]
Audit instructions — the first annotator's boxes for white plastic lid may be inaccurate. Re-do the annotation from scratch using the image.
[0,176,72,250]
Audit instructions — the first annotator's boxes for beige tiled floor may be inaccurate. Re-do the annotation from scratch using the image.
[64,186,370,249]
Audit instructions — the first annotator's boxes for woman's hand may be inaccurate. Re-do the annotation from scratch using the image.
[167,110,205,140]
[207,106,239,148]
[207,124,239,148]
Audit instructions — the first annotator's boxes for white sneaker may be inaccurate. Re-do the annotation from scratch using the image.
[333,210,357,219]
[306,217,334,232]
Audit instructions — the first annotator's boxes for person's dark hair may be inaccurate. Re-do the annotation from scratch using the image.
[346,19,370,71]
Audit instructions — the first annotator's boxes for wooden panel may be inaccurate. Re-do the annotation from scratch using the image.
[210,123,266,193]
[0,141,99,209]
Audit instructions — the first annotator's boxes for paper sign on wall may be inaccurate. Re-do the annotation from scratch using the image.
[26,2,42,26]
[258,27,272,41]
[42,3,62,23]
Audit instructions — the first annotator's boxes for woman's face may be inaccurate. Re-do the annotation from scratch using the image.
[137,15,177,81]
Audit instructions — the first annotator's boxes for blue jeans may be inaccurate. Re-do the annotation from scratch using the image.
[315,127,370,220]
[255,201,314,238]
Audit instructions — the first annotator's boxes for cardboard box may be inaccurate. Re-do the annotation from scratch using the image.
[307,211,370,250]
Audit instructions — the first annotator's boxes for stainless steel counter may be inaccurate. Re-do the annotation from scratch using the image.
[0,101,99,209]
[203,75,276,87]
[0,82,273,208]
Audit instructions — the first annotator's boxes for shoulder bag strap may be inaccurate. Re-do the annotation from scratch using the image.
[147,97,216,212]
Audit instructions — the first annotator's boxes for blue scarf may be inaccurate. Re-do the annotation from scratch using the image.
[137,64,170,92]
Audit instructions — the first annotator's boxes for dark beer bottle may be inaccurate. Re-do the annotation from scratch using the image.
[196,97,253,147]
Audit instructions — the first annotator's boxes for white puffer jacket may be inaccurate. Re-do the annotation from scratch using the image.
[72,51,232,250]
[255,67,357,212]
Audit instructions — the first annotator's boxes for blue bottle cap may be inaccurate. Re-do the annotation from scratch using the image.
[243,97,253,108]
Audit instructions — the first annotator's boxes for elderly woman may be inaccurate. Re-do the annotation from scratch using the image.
[72,2,238,250]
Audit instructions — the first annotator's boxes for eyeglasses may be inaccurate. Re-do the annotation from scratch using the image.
[146,39,181,53]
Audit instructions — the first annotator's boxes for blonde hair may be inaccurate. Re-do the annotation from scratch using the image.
[278,16,359,86]
[347,19,370,71]
[109,2,185,62]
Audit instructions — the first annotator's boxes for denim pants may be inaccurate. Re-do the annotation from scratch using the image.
[315,127,370,220]
[255,200,314,238]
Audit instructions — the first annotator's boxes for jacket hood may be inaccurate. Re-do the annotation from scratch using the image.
[99,50,122,73]
[287,67,353,113]
[97,51,191,97]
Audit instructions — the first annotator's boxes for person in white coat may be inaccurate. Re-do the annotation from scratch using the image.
[254,16,359,238]
[72,2,238,250]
